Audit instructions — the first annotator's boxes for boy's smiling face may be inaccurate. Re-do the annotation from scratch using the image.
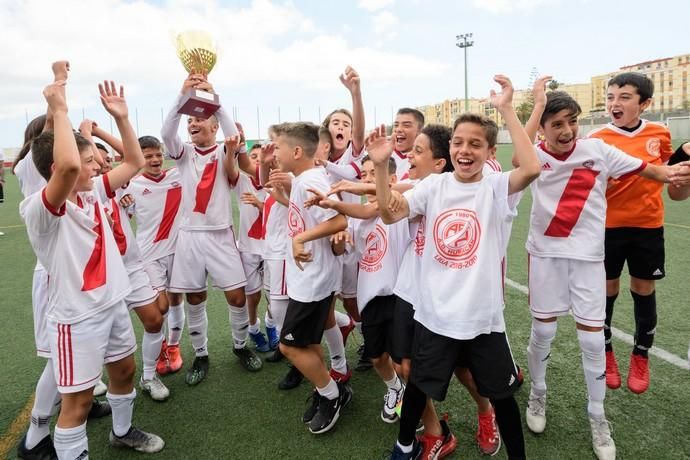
[541,109,579,155]
[606,84,650,129]
[449,122,494,183]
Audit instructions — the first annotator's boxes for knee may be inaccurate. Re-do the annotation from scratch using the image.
[226,291,246,307]
[279,342,294,359]
[109,360,136,385]
[576,328,604,357]
[531,319,558,343]
[142,313,164,333]
[187,292,206,305]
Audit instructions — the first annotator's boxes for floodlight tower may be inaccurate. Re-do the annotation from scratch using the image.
[456,33,474,112]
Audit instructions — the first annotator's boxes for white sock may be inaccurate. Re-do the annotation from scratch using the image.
[26,361,60,449]
[527,319,557,394]
[107,390,136,437]
[269,298,289,332]
[54,423,88,460]
[323,325,347,374]
[167,302,185,346]
[396,440,413,453]
[248,317,261,335]
[229,304,249,349]
[142,331,164,381]
[334,310,351,328]
[384,374,403,391]
[316,378,340,400]
[577,329,606,418]
[264,311,276,329]
[186,301,208,357]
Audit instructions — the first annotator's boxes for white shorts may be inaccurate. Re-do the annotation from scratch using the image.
[125,266,160,309]
[144,254,175,291]
[33,267,51,358]
[341,252,359,299]
[528,255,605,328]
[263,259,288,301]
[48,301,137,394]
[169,228,248,293]
[240,252,264,295]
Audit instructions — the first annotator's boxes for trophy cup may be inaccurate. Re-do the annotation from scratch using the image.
[175,30,221,119]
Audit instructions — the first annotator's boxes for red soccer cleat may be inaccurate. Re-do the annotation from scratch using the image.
[605,351,621,389]
[476,408,501,456]
[627,354,650,394]
[417,415,457,459]
[167,344,184,374]
[156,340,170,376]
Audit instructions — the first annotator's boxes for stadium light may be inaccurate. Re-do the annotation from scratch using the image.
[456,33,474,112]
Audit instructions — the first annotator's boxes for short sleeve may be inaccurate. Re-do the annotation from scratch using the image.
[20,189,62,236]
[602,140,645,180]
[404,174,436,219]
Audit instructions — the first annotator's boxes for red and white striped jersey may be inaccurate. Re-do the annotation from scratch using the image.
[233,172,266,256]
[392,150,411,181]
[128,169,182,263]
[20,178,131,324]
[527,139,645,261]
[102,185,144,273]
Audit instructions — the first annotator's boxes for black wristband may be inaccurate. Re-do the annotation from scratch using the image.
[668,143,690,166]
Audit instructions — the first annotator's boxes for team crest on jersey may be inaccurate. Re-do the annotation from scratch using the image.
[582,160,594,169]
[646,138,661,157]
[414,217,426,256]
[360,224,388,272]
[287,201,305,237]
[432,208,481,269]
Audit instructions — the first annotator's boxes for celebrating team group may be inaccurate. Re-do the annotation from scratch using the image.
[13,59,690,460]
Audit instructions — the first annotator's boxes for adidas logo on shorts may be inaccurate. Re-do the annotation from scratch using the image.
[508,374,516,386]
[652,268,663,276]
[284,333,295,341]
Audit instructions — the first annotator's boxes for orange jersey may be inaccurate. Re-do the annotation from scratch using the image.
[588,120,673,228]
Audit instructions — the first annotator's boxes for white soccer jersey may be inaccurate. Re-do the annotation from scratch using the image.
[102,185,144,273]
[527,139,645,261]
[161,94,239,231]
[233,172,267,255]
[352,215,407,311]
[262,193,288,260]
[285,168,341,303]
[392,216,423,306]
[15,150,47,198]
[128,169,183,263]
[392,150,411,181]
[20,183,131,324]
[403,172,519,340]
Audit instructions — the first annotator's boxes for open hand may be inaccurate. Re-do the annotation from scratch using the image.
[240,192,263,209]
[99,81,128,120]
[489,74,514,112]
[532,75,553,107]
[224,135,240,155]
[364,124,394,165]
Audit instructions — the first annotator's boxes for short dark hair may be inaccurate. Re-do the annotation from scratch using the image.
[31,131,92,181]
[318,126,333,145]
[608,72,654,103]
[421,124,453,173]
[94,142,109,154]
[361,154,396,175]
[13,114,47,173]
[396,108,425,129]
[249,143,262,151]
[540,91,581,126]
[322,109,353,129]
[452,113,499,148]
[270,122,320,158]
[139,135,162,150]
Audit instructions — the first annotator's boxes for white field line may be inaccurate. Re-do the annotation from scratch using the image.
[505,278,689,371]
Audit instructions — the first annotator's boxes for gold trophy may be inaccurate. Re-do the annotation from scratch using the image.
[175,30,221,118]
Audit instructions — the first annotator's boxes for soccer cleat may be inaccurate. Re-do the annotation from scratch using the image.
[93,379,108,397]
[266,326,279,350]
[605,351,621,389]
[88,398,112,419]
[109,426,165,453]
[355,348,373,372]
[166,344,184,373]
[525,393,546,433]
[329,366,352,384]
[249,330,271,353]
[156,340,170,375]
[381,380,405,424]
[476,408,501,456]
[417,416,457,459]
[279,365,304,390]
[388,440,421,460]
[339,316,355,346]
[589,414,616,460]
[17,433,57,460]
[302,389,320,424]
[139,374,170,401]
[627,354,650,394]
[185,356,209,385]
[308,382,352,434]
[266,347,284,363]
[233,346,263,372]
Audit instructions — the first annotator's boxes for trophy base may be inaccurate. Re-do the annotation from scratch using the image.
[178,89,220,119]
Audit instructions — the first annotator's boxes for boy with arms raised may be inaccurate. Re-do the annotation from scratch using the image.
[273,122,353,434]
[21,67,164,458]
[373,75,538,460]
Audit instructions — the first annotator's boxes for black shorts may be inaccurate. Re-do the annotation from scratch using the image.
[361,295,396,360]
[409,322,520,401]
[605,227,665,280]
[280,293,334,347]
[391,296,415,364]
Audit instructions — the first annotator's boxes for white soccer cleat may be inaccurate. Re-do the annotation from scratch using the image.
[94,379,108,397]
[139,374,170,401]
[381,380,405,423]
[110,426,165,453]
[589,414,616,460]
[525,393,546,433]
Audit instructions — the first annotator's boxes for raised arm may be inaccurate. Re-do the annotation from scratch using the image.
[340,66,365,155]
[161,74,205,158]
[100,81,145,190]
[367,125,410,224]
[223,135,240,186]
[78,120,105,167]
[292,214,348,270]
[92,123,125,157]
[305,188,379,220]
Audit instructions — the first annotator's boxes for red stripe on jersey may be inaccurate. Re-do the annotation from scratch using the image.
[544,168,600,238]
[401,172,410,181]
[193,158,218,214]
[82,202,108,291]
[262,196,277,239]
[153,187,182,243]
[248,211,264,240]
[102,173,116,199]
[281,260,287,295]
[66,324,73,386]
[110,199,128,256]
[350,162,362,179]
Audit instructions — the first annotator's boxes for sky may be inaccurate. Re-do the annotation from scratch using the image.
[1,0,688,148]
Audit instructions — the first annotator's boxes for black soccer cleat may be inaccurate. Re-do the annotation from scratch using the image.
[17,433,57,460]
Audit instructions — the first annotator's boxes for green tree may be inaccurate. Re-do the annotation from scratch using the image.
[516,100,534,124]
[548,79,561,91]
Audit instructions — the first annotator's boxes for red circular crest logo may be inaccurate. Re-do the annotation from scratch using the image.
[361,224,388,269]
[432,208,481,262]
[287,201,305,237]
[646,138,661,158]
